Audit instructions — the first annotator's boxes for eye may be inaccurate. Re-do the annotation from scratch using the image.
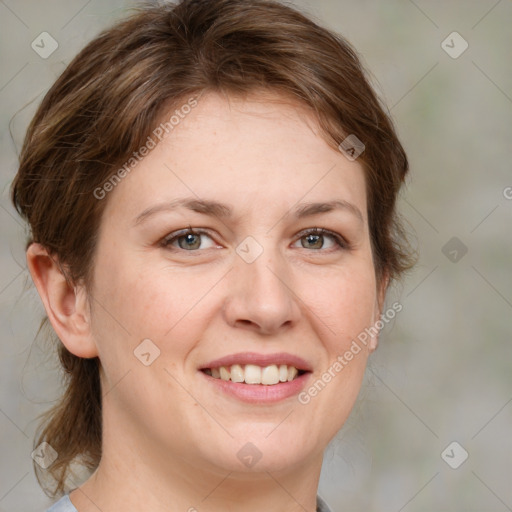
[293,227,349,251]
[161,227,218,251]
[160,227,349,252]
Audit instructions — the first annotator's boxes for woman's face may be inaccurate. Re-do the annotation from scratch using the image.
[88,92,383,476]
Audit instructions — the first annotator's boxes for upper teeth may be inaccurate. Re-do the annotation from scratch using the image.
[207,364,299,385]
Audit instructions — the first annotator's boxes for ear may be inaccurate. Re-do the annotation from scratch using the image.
[26,243,98,358]
[368,271,390,353]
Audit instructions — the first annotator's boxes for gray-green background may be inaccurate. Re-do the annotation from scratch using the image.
[1,1,511,510]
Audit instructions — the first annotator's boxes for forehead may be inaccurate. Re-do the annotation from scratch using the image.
[101,91,367,223]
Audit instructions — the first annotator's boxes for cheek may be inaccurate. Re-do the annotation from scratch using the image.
[295,265,377,445]
[303,261,378,344]
[89,250,215,356]
[91,230,378,362]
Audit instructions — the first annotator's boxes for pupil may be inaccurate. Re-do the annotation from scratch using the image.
[180,233,200,249]
[305,234,322,249]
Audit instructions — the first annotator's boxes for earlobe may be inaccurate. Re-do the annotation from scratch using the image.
[369,271,390,353]
[368,320,379,353]
[26,243,98,359]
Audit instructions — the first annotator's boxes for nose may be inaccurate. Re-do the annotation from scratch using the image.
[222,248,301,336]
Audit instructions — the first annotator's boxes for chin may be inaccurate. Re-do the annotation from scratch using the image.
[198,426,320,475]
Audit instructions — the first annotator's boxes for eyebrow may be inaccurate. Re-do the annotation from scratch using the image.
[133,197,364,225]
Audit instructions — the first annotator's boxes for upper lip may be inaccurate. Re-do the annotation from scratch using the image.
[200,352,312,372]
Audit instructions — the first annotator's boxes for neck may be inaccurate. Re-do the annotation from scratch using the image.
[70,412,323,512]
[72,456,322,512]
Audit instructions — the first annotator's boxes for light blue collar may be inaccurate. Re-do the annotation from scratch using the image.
[47,493,333,511]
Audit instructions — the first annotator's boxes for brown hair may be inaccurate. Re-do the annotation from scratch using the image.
[11,0,414,498]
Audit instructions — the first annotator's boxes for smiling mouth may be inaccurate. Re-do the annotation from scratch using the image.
[201,364,307,385]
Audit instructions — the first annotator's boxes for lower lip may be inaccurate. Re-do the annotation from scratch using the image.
[199,371,311,404]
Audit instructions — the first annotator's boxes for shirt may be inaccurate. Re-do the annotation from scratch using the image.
[46,493,333,511]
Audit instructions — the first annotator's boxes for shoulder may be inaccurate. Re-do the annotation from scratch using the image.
[45,494,77,512]
[317,494,333,512]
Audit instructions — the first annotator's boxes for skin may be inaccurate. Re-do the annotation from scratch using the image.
[28,91,387,512]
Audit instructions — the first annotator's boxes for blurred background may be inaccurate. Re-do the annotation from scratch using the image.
[0,0,511,510]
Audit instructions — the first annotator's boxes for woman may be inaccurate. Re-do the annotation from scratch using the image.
[12,0,413,510]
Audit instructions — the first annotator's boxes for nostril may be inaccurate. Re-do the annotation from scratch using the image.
[235,319,257,329]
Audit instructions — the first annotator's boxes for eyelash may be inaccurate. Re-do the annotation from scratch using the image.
[160,226,350,252]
